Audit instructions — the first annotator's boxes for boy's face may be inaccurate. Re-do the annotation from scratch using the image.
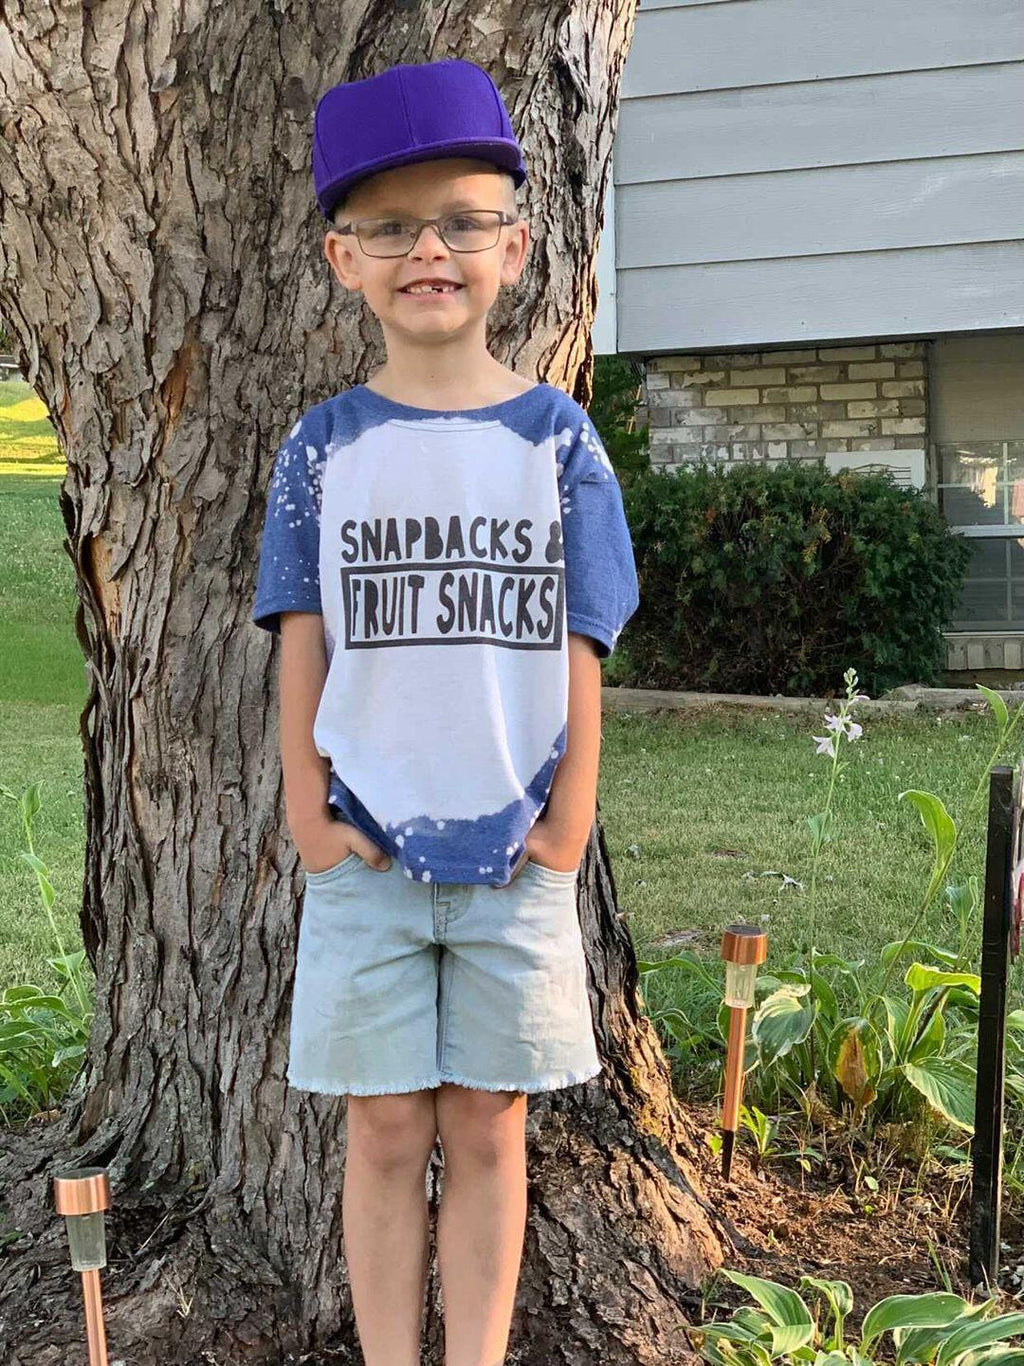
[323,158,529,342]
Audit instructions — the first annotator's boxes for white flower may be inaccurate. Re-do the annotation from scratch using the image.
[813,734,836,758]
[823,712,863,743]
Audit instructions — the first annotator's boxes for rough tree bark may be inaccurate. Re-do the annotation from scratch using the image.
[0,2,739,1361]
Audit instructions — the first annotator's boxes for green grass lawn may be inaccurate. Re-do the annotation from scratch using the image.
[2,378,1022,1016]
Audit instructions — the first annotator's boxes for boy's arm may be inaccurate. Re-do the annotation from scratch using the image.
[530,631,604,868]
[279,612,333,842]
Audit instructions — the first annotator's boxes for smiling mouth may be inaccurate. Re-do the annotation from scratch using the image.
[398,284,465,297]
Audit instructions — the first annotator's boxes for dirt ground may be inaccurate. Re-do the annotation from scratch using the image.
[685,1095,1023,1341]
[6,1095,1023,1362]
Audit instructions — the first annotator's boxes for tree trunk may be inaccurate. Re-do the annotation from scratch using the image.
[0,3,735,1360]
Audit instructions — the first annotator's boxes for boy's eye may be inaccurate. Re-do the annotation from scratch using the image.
[366,219,408,238]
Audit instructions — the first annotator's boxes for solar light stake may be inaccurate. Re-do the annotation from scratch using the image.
[53,1167,111,1366]
[720,924,768,1182]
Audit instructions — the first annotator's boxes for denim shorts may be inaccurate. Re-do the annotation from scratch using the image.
[287,851,602,1096]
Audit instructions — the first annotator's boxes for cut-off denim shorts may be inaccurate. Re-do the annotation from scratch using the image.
[287,850,603,1096]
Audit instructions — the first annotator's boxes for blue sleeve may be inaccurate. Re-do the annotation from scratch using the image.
[251,428,324,635]
[559,422,640,659]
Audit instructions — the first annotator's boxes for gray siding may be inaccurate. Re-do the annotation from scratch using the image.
[611,0,1024,353]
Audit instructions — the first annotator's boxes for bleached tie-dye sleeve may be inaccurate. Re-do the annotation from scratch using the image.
[559,420,640,659]
[251,425,324,635]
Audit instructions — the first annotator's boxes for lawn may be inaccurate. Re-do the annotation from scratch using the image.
[2,378,1023,1018]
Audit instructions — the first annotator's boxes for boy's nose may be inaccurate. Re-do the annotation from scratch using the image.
[409,223,450,255]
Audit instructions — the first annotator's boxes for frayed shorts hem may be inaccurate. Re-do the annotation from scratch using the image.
[437,1063,603,1094]
[287,1072,441,1097]
[287,1062,603,1097]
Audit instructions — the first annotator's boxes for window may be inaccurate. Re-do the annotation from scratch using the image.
[937,441,1024,629]
[931,335,1024,633]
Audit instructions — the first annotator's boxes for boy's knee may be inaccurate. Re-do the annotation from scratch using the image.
[346,1089,438,1168]
[436,1085,527,1165]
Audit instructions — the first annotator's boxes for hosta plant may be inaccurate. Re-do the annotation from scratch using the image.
[694,1270,1024,1366]
[0,780,93,1120]
[639,678,1024,1140]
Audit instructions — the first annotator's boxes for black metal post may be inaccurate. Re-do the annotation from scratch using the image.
[969,765,1014,1290]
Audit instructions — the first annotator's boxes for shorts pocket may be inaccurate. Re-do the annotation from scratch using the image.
[522,857,580,885]
[304,851,363,884]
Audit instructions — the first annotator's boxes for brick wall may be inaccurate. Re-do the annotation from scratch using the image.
[641,342,928,470]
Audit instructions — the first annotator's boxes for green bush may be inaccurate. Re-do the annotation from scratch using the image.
[620,460,971,697]
[590,355,651,488]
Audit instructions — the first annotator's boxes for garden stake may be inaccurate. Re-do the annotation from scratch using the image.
[53,1167,112,1366]
[720,924,767,1182]
[970,763,1018,1289]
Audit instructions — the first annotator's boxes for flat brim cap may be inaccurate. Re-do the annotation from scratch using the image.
[312,58,527,221]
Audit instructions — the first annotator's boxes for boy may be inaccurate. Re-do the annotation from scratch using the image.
[252,57,639,1366]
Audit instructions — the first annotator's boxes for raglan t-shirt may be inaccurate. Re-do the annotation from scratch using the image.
[251,381,640,887]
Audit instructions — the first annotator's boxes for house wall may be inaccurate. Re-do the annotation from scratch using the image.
[611,0,1024,352]
[640,342,926,470]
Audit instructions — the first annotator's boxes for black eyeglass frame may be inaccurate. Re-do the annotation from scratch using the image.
[333,209,520,257]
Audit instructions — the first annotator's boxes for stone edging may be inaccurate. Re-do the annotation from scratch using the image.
[600,682,1021,717]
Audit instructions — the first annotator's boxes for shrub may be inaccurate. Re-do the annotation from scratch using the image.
[620,460,971,697]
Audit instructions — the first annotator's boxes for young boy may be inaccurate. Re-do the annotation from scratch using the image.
[252,57,639,1366]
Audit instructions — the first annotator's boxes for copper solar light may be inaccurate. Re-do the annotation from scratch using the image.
[53,1166,111,1366]
[719,924,768,1182]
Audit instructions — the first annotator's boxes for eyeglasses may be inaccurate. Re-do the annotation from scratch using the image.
[334,209,518,258]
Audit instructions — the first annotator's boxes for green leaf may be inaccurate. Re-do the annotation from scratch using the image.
[46,951,88,981]
[769,1323,817,1357]
[908,1004,946,1063]
[814,952,868,976]
[21,781,41,824]
[975,684,1008,731]
[701,1324,767,1348]
[722,1270,815,1337]
[958,1350,1024,1366]
[902,1056,977,1133]
[880,995,910,1065]
[14,995,76,1017]
[904,964,981,996]
[697,1322,775,1366]
[935,1312,1024,1366]
[799,1276,854,1338]
[860,1294,970,1352]
[897,791,957,905]
[51,1044,86,1068]
[809,971,839,1021]
[807,812,832,845]
[637,953,720,986]
[2,985,48,1004]
[894,1306,994,1365]
[881,940,959,973]
[752,985,816,1067]
[0,1058,34,1104]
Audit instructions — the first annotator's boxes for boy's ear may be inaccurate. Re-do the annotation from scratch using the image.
[324,230,363,293]
[500,217,530,288]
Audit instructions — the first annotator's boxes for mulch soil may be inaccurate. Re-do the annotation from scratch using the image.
[684,1096,1024,1346]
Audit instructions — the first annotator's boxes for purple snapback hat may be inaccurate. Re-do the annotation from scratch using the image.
[312,58,527,222]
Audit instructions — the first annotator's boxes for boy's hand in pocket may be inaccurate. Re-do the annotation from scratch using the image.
[523,816,585,873]
[293,813,392,874]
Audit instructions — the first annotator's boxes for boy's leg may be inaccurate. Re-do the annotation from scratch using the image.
[343,1089,440,1366]
[434,1082,529,1366]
